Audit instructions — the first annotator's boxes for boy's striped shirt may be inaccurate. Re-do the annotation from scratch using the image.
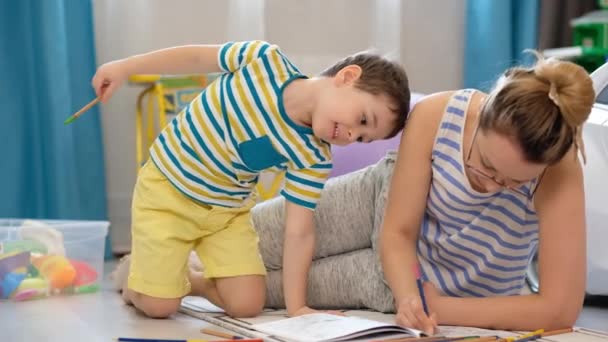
[150,41,332,209]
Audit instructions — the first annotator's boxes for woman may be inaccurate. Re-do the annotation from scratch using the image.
[381,53,593,334]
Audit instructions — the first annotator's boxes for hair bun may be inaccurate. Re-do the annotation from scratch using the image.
[534,57,595,128]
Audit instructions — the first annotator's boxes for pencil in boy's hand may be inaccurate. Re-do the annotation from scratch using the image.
[413,263,429,315]
[200,328,243,339]
[64,97,100,125]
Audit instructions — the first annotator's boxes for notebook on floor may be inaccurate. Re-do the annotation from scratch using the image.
[250,313,425,342]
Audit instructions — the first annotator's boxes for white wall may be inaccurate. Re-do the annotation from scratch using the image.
[401,0,465,93]
[93,0,465,252]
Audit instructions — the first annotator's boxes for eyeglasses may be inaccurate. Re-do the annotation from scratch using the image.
[464,124,544,198]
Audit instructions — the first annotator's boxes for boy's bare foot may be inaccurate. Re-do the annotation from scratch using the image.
[188,250,204,272]
[110,251,204,305]
[109,254,133,304]
[110,254,131,291]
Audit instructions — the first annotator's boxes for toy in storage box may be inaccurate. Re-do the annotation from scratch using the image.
[0,219,109,301]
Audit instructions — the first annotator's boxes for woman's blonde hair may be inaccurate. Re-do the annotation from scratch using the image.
[479,51,595,164]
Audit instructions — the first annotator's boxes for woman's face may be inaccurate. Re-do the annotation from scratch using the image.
[465,128,547,194]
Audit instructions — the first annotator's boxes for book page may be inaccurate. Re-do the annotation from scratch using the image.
[438,325,520,338]
[181,296,225,313]
[252,313,419,342]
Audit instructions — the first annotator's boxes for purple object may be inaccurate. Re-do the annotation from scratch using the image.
[13,289,40,301]
[0,251,31,280]
[329,92,423,178]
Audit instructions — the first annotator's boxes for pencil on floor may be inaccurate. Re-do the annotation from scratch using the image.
[200,328,243,339]
[116,338,207,342]
[505,329,544,342]
[117,338,261,342]
[541,328,574,337]
[378,336,449,342]
[458,337,498,342]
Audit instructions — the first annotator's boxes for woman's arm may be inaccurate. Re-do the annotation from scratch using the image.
[430,148,586,330]
[381,93,451,334]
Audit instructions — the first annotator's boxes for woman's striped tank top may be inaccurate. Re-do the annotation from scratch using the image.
[417,89,540,297]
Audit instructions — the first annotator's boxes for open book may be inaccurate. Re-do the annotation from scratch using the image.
[251,313,425,342]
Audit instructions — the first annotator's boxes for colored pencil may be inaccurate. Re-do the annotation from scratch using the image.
[429,336,480,342]
[505,329,543,342]
[514,333,543,342]
[459,337,498,342]
[64,97,100,125]
[117,338,261,342]
[541,328,574,337]
[413,264,429,315]
[200,328,243,339]
[117,338,207,342]
[378,336,449,342]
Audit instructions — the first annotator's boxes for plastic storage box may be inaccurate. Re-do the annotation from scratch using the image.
[0,219,109,301]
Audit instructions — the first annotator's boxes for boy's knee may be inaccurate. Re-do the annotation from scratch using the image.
[131,292,181,318]
[216,275,266,317]
[223,296,265,318]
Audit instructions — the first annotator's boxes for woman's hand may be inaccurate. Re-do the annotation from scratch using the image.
[395,284,439,336]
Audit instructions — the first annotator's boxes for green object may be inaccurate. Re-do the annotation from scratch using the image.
[571,10,608,72]
[63,116,76,125]
[27,264,40,278]
[1,240,47,254]
[73,283,100,294]
[600,0,608,10]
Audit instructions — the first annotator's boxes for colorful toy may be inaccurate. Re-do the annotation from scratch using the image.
[12,277,48,301]
[31,255,76,289]
[1,220,104,301]
[19,220,66,256]
[73,283,100,294]
[1,272,26,299]
[70,259,98,286]
[0,251,30,280]
[0,240,47,255]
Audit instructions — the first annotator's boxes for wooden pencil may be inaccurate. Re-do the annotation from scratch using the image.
[64,97,100,124]
[200,328,243,339]
[541,328,574,337]
[459,337,498,342]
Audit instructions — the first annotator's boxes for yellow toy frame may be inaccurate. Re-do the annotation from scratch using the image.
[129,74,284,201]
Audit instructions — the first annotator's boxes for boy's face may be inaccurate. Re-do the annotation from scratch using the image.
[312,65,398,146]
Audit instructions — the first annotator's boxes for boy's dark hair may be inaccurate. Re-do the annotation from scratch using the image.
[320,52,410,138]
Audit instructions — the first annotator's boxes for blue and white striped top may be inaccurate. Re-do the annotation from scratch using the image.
[417,89,540,297]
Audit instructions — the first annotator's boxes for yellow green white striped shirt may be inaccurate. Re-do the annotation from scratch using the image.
[149,41,333,209]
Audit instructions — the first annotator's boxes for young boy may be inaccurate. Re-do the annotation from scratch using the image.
[94,40,410,318]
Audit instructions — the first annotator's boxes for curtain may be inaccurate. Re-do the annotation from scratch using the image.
[464,0,540,90]
[0,0,111,257]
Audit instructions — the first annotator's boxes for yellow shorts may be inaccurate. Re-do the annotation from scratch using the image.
[128,160,266,299]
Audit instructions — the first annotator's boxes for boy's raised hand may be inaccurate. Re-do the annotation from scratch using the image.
[91,59,130,103]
